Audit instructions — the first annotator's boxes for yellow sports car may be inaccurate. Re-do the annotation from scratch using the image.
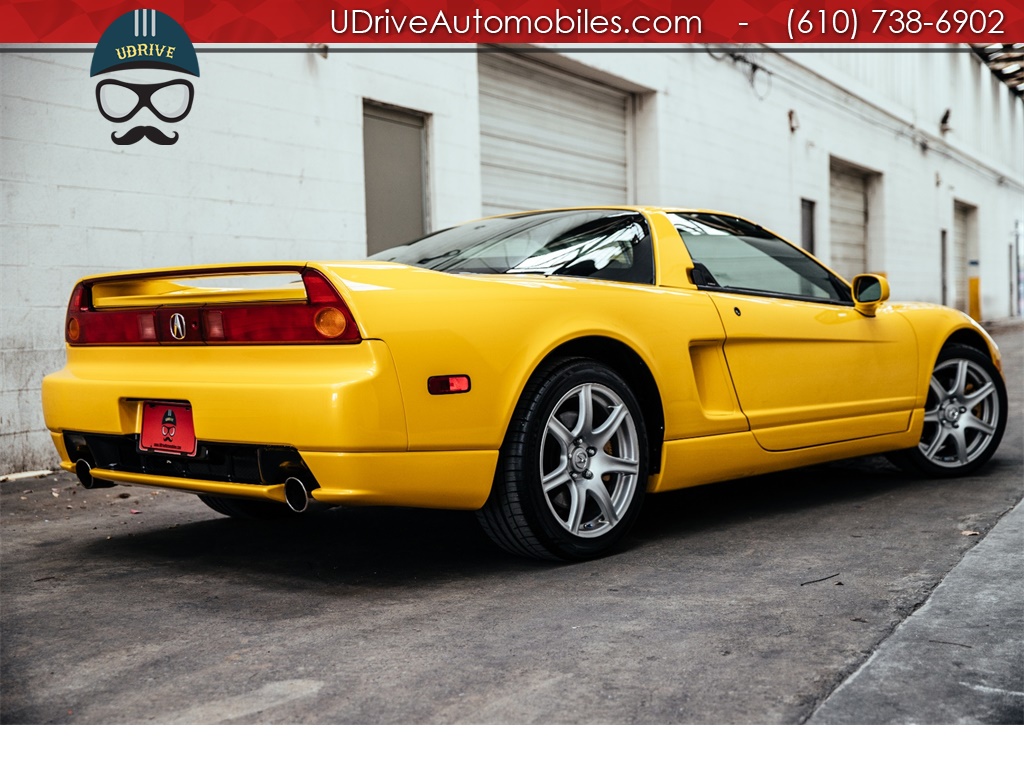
[42,207,1008,560]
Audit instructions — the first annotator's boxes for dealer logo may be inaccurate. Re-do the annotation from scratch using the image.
[161,409,177,441]
[169,313,187,340]
[90,9,200,145]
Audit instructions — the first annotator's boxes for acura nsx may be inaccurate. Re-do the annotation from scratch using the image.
[42,207,1008,560]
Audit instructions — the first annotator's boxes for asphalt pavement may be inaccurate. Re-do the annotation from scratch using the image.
[2,321,1021,727]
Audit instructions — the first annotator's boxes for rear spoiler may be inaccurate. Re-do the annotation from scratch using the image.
[81,263,315,309]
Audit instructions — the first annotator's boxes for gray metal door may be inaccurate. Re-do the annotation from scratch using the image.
[363,103,427,255]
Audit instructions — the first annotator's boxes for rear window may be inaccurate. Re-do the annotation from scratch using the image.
[369,209,654,285]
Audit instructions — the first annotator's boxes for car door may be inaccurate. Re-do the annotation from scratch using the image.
[669,212,918,451]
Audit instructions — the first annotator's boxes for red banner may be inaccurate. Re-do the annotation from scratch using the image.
[1,0,1022,43]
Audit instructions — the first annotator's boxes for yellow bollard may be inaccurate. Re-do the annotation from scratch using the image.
[969,276,982,322]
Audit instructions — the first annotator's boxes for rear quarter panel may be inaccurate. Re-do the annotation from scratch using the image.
[318,262,740,452]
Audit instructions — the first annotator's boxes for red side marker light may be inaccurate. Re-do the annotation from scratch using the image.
[428,375,471,395]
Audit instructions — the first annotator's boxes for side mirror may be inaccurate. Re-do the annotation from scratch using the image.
[852,274,890,317]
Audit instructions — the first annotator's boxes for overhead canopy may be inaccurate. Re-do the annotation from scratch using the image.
[971,44,1024,99]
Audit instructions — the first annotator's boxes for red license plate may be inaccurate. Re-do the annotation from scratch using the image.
[140,401,197,457]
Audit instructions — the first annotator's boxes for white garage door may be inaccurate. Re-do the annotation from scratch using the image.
[829,162,868,280]
[478,51,630,217]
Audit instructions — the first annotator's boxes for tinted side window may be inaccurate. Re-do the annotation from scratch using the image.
[668,212,849,302]
[506,214,653,284]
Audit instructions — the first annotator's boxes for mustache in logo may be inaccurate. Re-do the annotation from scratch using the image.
[111,125,179,145]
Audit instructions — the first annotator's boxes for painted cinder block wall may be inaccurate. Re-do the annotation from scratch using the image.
[2,45,1021,472]
[1,49,482,471]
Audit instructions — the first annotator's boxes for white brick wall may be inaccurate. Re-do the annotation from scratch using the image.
[2,45,1021,472]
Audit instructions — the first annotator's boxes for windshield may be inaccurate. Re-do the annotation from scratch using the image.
[369,209,654,284]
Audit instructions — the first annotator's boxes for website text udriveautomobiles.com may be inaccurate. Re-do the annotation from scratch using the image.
[330,8,704,37]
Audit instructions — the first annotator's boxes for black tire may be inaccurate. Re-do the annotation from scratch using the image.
[889,344,1007,478]
[198,494,292,521]
[477,358,649,561]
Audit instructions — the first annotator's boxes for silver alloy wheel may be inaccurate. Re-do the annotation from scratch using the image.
[538,382,640,538]
[919,357,1001,468]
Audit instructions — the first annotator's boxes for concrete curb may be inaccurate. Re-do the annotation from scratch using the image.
[809,496,1024,724]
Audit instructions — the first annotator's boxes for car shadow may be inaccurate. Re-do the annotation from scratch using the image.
[81,501,531,586]
[633,455,911,541]
[75,455,926,588]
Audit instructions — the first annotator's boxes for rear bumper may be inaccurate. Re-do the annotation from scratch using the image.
[53,450,497,510]
[42,341,408,451]
[44,339,499,509]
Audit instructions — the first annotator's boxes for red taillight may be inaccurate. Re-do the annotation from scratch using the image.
[64,268,361,346]
[137,313,157,341]
[65,284,88,343]
[302,270,340,304]
[66,283,152,345]
[69,284,87,311]
[202,303,355,343]
[69,308,157,344]
[204,310,225,340]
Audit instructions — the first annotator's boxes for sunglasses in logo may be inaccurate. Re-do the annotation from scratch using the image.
[95,79,195,123]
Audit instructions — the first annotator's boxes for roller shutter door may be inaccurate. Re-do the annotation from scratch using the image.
[829,163,868,280]
[478,52,630,216]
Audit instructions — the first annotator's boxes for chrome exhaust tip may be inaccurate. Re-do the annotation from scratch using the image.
[284,476,310,513]
[75,459,114,490]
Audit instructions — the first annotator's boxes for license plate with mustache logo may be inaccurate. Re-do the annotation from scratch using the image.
[139,401,197,456]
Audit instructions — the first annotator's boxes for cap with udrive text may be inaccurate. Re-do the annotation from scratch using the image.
[90,9,200,77]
